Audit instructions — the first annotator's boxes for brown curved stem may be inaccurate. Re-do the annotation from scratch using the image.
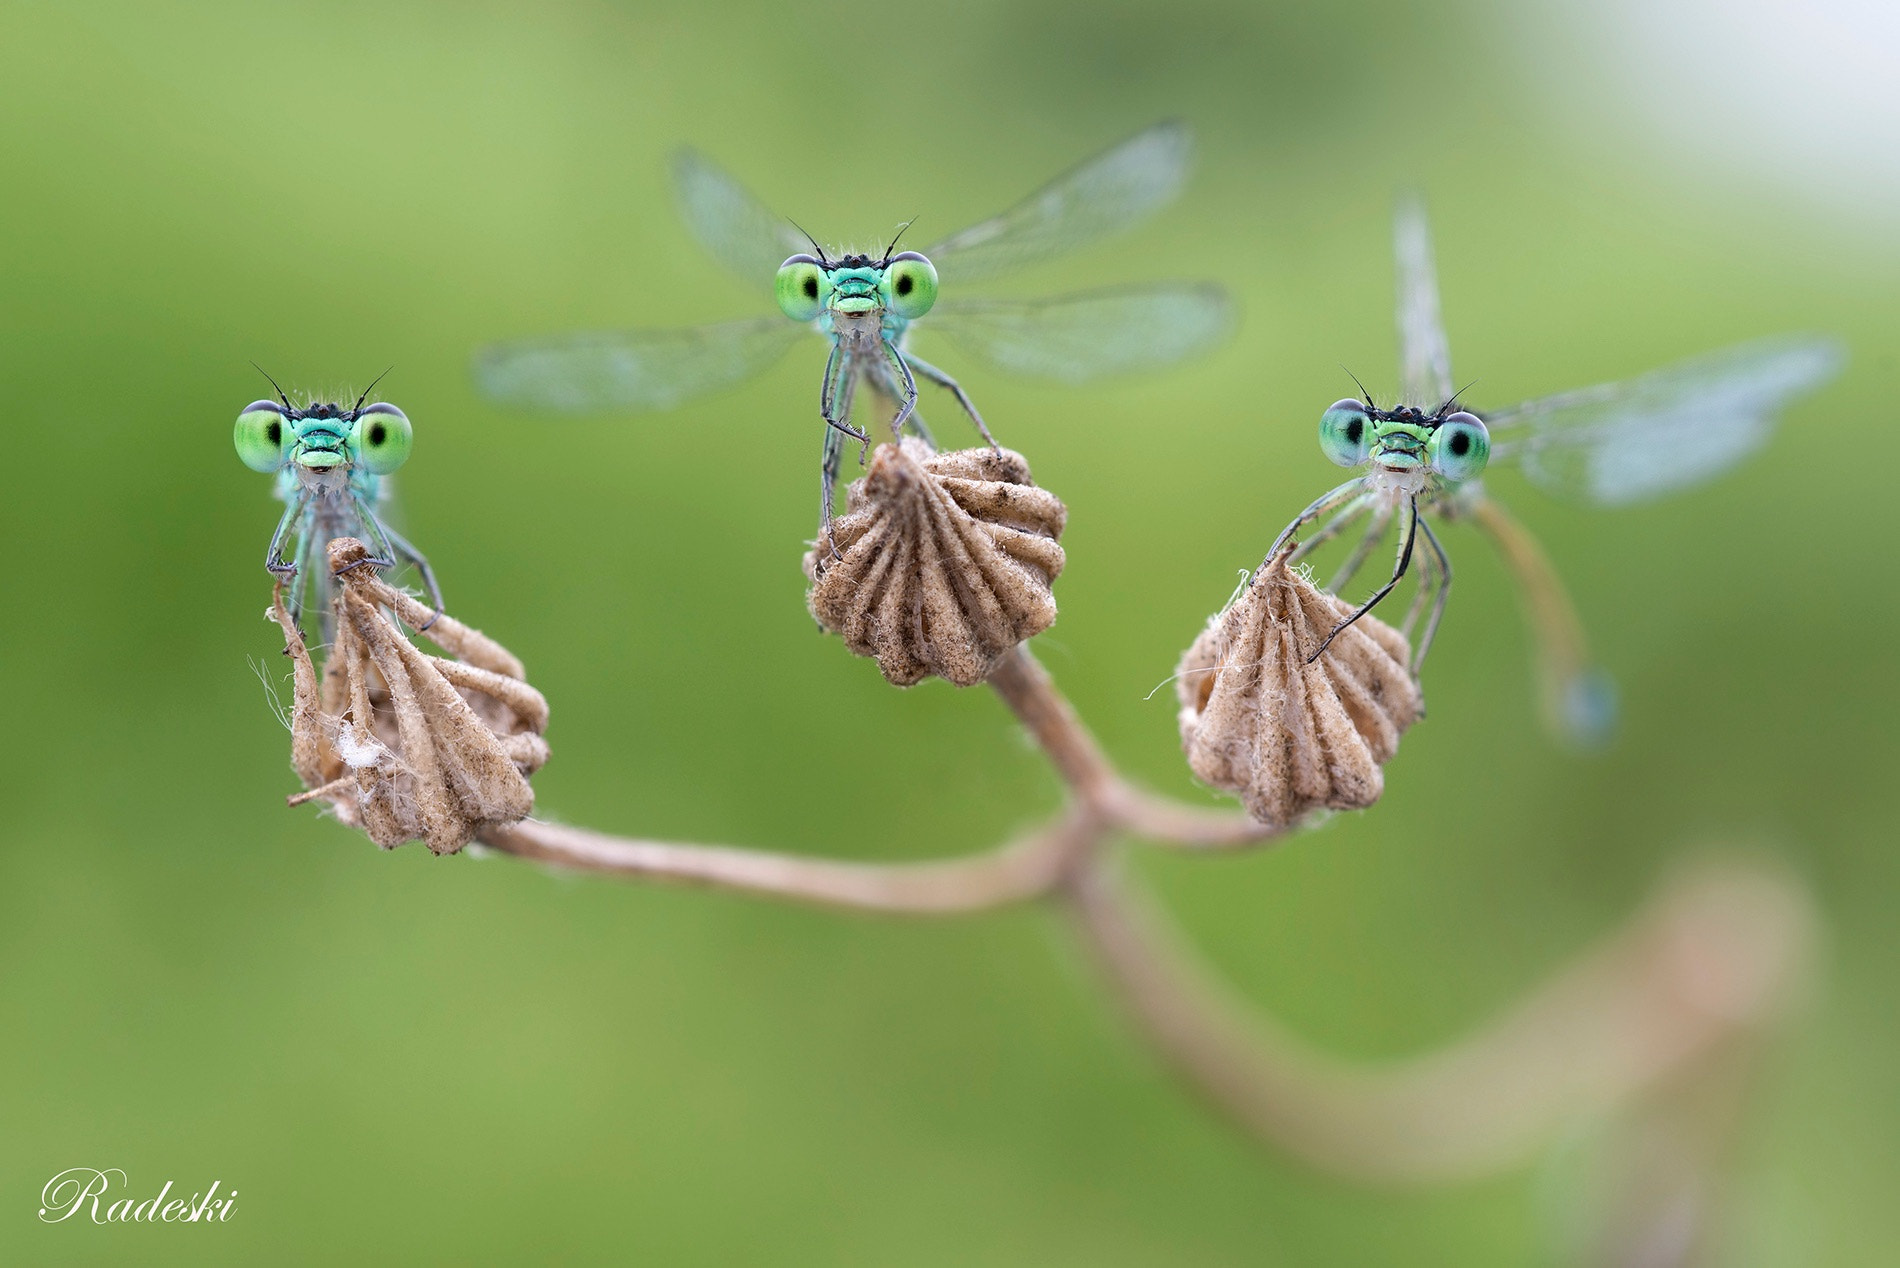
[477,646,1277,912]
[1063,855,1813,1185]
[1108,788,1288,848]
[473,636,1807,1215]
[987,645,1285,849]
[982,646,1121,802]
[478,809,1094,915]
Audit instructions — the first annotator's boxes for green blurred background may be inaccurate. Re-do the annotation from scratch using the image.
[3,0,1896,1262]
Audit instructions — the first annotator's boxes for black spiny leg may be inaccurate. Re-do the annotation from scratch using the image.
[873,360,937,449]
[1287,494,1373,569]
[902,350,998,450]
[820,343,870,459]
[879,339,919,440]
[1410,513,1452,674]
[1306,496,1419,663]
[816,346,870,554]
[817,422,845,555]
[379,518,445,631]
[1328,500,1395,594]
[1259,476,1367,577]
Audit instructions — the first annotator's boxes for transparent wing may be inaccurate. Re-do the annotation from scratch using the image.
[672,148,810,284]
[919,283,1233,384]
[474,316,807,413]
[922,122,1194,284]
[1486,336,1844,505]
[1395,195,1453,408]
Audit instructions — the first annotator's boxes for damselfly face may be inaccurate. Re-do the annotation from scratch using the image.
[234,398,413,480]
[1317,399,1491,489]
[775,250,939,343]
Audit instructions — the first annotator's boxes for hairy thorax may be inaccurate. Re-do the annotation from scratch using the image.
[828,308,889,354]
[1367,464,1431,499]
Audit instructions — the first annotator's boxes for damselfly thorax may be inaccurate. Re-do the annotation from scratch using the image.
[826,308,894,355]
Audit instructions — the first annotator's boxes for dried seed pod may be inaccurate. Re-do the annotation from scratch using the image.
[1175,548,1422,827]
[804,439,1067,687]
[271,538,550,854]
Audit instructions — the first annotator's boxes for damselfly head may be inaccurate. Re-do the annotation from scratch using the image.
[232,396,412,476]
[1316,397,1489,482]
[774,249,939,323]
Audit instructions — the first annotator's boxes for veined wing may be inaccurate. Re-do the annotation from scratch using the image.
[1395,195,1453,408]
[922,122,1194,284]
[672,148,811,284]
[474,316,806,413]
[918,283,1233,384]
[1486,335,1844,505]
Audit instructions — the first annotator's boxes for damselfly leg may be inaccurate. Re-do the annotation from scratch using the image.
[1306,496,1419,664]
[902,350,998,450]
[1328,500,1396,594]
[1407,514,1452,673]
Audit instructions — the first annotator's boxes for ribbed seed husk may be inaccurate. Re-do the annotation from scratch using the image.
[1176,550,1422,827]
[805,440,1067,687]
[274,538,550,854]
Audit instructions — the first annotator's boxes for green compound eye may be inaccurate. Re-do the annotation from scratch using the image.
[883,251,938,320]
[775,254,826,321]
[351,402,412,475]
[235,400,292,473]
[1318,398,1372,467]
[1428,410,1490,481]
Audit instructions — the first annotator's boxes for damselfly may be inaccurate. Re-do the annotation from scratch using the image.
[1265,199,1842,740]
[234,375,441,636]
[475,122,1232,539]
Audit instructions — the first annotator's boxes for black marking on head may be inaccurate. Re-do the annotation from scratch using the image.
[834,253,876,269]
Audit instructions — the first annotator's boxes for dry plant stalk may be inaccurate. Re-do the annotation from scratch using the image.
[271,538,549,854]
[1176,546,1423,826]
[1065,855,1813,1186]
[804,439,1066,686]
[254,444,1811,1256]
